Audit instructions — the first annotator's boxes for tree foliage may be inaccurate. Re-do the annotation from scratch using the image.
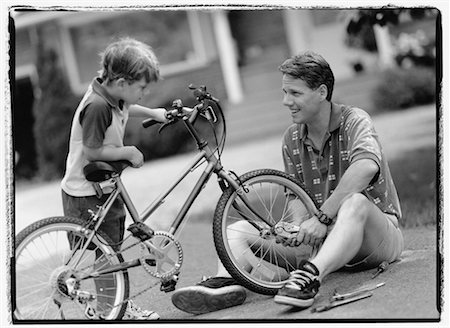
[346,8,435,35]
[33,39,80,180]
[345,8,437,52]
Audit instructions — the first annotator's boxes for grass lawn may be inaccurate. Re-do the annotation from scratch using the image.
[389,146,437,228]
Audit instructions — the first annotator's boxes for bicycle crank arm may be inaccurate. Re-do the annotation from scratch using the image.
[81,259,141,280]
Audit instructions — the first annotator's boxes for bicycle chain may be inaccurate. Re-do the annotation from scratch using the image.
[76,231,183,317]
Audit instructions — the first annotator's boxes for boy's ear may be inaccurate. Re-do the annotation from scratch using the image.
[116,78,127,88]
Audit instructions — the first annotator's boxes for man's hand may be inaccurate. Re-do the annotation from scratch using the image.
[282,216,327,248]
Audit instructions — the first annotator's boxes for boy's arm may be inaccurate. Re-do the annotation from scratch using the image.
[81,102,144,168]
[129,104,169,122]
[84,144,144,168]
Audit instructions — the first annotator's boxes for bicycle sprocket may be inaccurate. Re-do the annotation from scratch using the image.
[140,231,183,279]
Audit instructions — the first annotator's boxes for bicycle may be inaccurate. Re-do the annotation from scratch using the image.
[14,84,319,320]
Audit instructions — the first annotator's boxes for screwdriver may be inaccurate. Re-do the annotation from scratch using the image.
[331,282,385,301]
[312,292,373,313]
[372,261,389,279]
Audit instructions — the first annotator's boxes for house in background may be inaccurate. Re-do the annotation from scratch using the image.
[14,8,390,102]
[11,7,435,177]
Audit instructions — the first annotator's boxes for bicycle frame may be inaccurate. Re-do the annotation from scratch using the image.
[77,111,274,283]
[91,116,271,240]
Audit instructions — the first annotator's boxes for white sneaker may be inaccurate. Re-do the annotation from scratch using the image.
[123,300,160,320]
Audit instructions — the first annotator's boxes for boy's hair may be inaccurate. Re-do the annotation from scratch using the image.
[99,37,160,84]
[279,51,335,101]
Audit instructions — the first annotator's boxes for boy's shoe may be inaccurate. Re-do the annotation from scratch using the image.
[274,260,320,308]
[171,276,246,314]
[122,300,160,320]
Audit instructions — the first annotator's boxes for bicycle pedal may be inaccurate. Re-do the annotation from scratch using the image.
[160,275,179,293]
[127,222,154,241]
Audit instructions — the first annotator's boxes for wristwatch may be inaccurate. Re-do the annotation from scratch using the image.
[315,209,333,226]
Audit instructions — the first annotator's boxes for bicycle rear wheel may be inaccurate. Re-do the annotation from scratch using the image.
[14,216,129,320]
[213,169,318,295]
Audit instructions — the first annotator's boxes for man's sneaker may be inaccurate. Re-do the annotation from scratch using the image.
[122,300,160,320]
[171,276,246,314]
[274,260,321,308]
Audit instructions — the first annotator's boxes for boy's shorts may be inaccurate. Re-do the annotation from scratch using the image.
[344,213,404,270]
[62,190,125,251]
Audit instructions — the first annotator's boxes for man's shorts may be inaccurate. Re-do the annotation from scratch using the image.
[62,190,125,251]
[344,213,404,270]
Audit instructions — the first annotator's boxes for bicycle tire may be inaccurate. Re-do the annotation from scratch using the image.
[14,216,129,320]
[213,169,318,295]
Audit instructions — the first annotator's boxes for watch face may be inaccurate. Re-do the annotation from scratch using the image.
[320,214,331,225]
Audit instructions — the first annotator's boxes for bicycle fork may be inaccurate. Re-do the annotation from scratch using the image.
[217,169,273,232]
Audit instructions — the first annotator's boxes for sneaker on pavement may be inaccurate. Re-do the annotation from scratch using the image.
[171,276,246,314]
[274,260,320,308]
[122,300,160,320]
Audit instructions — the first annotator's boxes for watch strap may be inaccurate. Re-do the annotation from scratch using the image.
[315,209,332,226]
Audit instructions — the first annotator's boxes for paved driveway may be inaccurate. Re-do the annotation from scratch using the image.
[9,104,442,323]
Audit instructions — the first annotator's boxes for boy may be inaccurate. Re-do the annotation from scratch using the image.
[61,37,169,320]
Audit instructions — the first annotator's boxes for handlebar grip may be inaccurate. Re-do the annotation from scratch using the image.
[142,118,160,128]
[188,105,200,124]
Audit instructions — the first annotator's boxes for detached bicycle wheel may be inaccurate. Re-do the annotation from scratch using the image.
[213,169,318,295]
[14,216,129,320]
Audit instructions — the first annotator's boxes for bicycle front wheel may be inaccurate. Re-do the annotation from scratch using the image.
[14,216,129,320]
[213,169,318,295]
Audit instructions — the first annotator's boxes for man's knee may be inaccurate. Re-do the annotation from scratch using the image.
[338,193,371,224]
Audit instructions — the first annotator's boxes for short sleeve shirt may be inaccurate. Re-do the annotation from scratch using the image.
[61,78,129,196]
[282,103,402,220]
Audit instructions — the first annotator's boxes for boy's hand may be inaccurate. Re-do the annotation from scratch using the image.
[126,146,144,168]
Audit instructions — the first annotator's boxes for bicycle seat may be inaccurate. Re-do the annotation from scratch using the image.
[83,161,130,182]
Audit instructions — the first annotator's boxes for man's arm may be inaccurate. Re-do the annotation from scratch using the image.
[289,158,379,247]
[318,158,379,221]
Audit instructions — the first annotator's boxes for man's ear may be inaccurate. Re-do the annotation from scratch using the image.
[319,84,328,100]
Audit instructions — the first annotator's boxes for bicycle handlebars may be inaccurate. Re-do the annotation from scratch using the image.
[142,84,219,129]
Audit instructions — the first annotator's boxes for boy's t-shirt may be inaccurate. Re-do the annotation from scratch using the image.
[61,78,129,197]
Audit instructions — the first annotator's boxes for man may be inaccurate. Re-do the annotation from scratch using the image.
[171,51,403,313]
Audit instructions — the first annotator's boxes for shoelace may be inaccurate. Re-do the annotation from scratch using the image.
[127,300,155,316]
[285,270,316,290]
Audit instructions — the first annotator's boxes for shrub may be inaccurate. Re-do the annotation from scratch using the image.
[33,45,80,181]
[371,66,436,110]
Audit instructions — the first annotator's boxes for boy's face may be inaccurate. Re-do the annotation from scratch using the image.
[120,78,151,105]
[281,74,324,125]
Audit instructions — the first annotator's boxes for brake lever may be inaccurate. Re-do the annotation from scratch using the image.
[158,119,177,134]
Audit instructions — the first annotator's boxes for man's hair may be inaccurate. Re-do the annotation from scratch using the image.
[279,51,335,101]
[99,37,160,84]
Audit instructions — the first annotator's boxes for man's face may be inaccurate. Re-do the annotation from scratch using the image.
[282,74,323,125]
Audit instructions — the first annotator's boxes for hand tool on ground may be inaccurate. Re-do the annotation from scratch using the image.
[311,281,385,313]
[331,282,385,301]
[371,260,389,279]
[311,292,373,313]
